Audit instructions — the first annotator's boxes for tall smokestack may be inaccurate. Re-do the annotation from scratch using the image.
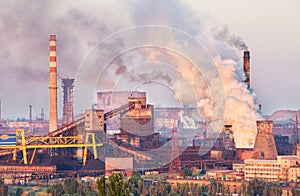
[49,34,58,132]
[62,78,74,125]
[243,51,250,88]
[29,105,32,124]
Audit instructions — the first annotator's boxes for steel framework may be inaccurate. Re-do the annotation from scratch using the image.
[0,129,102,166]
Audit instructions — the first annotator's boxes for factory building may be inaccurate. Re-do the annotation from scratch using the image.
[97,91,146,134]
[112,97,159,150]
[244,156,300,182]
[244,159,281,181]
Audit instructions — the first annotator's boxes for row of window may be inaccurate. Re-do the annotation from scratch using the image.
[245,163,280,168]
[245,168,280,172]
[246,177,278,181]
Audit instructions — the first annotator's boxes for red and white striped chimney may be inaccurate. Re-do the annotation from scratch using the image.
[49,34,58,132]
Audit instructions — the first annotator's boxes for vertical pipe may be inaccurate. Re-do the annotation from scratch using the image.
[243,51,251,88]
[49,35,58,132]
[29,105,32,124]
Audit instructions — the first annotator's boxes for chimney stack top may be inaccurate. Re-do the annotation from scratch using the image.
[49,34,56,41]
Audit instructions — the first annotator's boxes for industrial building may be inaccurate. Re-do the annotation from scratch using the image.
[1,33,300,188]
[244,156,300,182]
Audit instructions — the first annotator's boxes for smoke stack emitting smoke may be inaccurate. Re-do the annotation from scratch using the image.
[244,51,251,88]
[215,53,262,147]
[104,47,261,147]
[49,34,58,132]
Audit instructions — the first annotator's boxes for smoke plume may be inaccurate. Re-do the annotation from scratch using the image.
[0,0,261,148]
[213,26,249,51]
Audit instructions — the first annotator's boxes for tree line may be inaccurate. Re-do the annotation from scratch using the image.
[3,172,300,196]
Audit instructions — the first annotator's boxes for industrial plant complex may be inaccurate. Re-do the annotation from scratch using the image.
[0,35,299,194]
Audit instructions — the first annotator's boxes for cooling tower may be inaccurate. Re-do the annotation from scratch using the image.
[253,120,278,160]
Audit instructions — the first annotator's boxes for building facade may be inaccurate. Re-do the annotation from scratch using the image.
[244,156,300,182]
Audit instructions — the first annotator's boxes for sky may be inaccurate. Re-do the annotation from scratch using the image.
[0,0,299,120]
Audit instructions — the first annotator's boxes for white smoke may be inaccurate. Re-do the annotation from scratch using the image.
[178,110,197,129]
[214,56,262,147]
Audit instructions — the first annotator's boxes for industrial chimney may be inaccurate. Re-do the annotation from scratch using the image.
[29,105,32,124]
[243,51,250,88]
[49,34,58,132]
[62,78,74,125]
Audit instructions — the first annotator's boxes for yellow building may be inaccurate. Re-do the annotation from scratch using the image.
[244,159,281,181]
[288,167,300,182]
[244,156,300,182]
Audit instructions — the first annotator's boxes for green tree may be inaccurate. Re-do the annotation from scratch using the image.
[15,187,23,196]
[239,183,247,196]
[81,181,96,196]
[129,171,141,187]
[248,178,265,196]
[108,173,129,196]
[129,171,142,195]
[182,168,193,177]
[97,176,106,196]
[0,179,8,196]
[209,179,217,195]
[63,177,80,195]
[196,185,202,196]
[137,180,144,195]
[47,183,65,196]
[166,183,171,194]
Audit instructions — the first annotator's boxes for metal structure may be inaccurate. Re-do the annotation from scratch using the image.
[168,120,182,174]
[62,78,74,125]
[49,34,58,132]
[0,97,153,167]
[0,129,102,166]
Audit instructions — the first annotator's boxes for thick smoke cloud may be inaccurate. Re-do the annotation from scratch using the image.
[0,0,131,118]
[0,0,261,147]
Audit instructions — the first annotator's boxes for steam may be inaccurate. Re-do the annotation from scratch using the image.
[214,56,262,147]
[178,111,197,129]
